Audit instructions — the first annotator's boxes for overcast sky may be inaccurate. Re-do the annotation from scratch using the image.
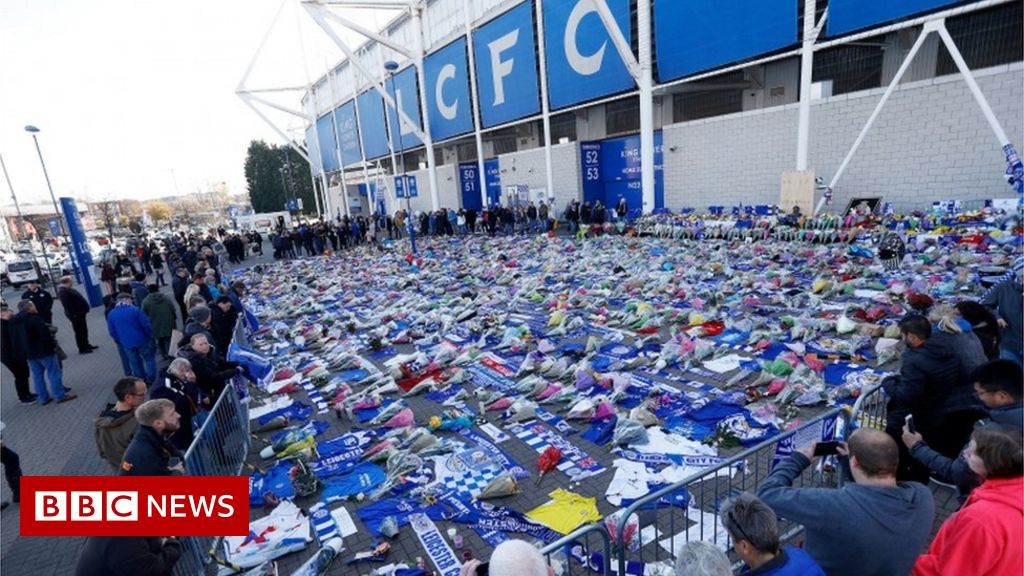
[0,0,387,207]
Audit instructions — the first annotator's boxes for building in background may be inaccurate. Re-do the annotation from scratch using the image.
[246,0,1023,217]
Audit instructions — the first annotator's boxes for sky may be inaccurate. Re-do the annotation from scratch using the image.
[0,0,389,207]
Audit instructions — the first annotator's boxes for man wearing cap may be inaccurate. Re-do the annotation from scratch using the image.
[10,300,76,404]
[21,280,54,324]
[57,276,98,354]
[107,293,157,384]
[980,257,1023,367]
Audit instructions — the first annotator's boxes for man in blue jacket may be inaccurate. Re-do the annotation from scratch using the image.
[107,293,156,384]
[980,259,1023,366]
[903,359,1023,502]
[720,492,823,575]
[757,429,934,576]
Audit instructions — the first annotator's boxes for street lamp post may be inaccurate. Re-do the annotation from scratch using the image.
[385,60,416,255]
[24,125,79,283]
[279,166,293,215]
[0,153,57,297]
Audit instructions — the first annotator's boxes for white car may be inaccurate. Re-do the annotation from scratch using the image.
[6,259,43,287]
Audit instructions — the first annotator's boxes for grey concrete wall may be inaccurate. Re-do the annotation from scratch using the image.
[497,142,580,211]
[404,163,458,213]
[661,62,1024,212]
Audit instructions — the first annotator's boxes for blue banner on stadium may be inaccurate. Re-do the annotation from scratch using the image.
[424,38,475,141]
[543,0,634,109]
[654,0,797,82]
[828,0,963,36]
[485,158,501,207]
[580,132,664,211]
[316,113,339,172]
[357,89,390,160]
[305,126,322,176]
[473,2,540,127]
[459,162,482,211]
[385,66,423,150]
[335,100,362,167]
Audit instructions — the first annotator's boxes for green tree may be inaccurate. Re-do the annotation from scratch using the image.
[146,200,172,223]
[244,140,316,215]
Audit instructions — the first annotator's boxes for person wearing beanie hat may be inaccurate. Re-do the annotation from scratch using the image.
[981,256,1024,367]
[183,306,215,354]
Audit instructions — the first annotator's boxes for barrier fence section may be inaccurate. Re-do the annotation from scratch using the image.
[540,522,613,576]
[613,407,846,575]
[584,384,890,575]
[173,319,253,576]
[848,382,888,431]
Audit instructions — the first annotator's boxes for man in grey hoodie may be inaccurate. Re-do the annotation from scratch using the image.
[758,429,934,576]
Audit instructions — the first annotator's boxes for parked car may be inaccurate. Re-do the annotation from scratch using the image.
[6,259,44,288]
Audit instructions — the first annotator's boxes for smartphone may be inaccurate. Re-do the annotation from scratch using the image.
[905,414,916,434]
[476,562,489,576]
[813,441,840,456]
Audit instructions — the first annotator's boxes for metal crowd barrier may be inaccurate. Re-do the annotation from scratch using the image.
[612,407,846,575]
[540,522,613,575]
[847,382,888,431]
[173,320,253,576]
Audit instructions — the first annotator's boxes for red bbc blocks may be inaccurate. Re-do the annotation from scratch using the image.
[21,476,249,536]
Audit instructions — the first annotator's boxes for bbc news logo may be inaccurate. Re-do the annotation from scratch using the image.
[22,476,248,536]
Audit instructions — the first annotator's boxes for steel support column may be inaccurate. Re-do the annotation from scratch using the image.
[412,6,441,211]
[637,0,655,213]
[464,0,488,208]
[796,0,820,170]
[534,0,556,205]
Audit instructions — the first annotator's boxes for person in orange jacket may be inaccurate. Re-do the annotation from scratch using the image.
[913,426,1023,575]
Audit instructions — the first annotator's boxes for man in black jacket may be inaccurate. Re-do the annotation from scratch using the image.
[10,300,75,405]
[21,280,54,324]
[170,267,190,328]
[884,314,970,482]
[210,296,238,353]
[74,535,182,576]
[57,276,98,354]
[1,300,35,403]
[119,398,183,476]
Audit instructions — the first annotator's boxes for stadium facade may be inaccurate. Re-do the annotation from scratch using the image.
[286,0,1023,219]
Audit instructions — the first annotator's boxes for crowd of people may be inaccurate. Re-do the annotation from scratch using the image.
[261,197,635,261]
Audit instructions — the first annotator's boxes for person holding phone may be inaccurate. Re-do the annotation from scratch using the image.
[885,315,974,482]
[757,429,935,576]
[902,360,1023,502]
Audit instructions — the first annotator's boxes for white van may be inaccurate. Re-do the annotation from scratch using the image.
[6,259,43,288]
